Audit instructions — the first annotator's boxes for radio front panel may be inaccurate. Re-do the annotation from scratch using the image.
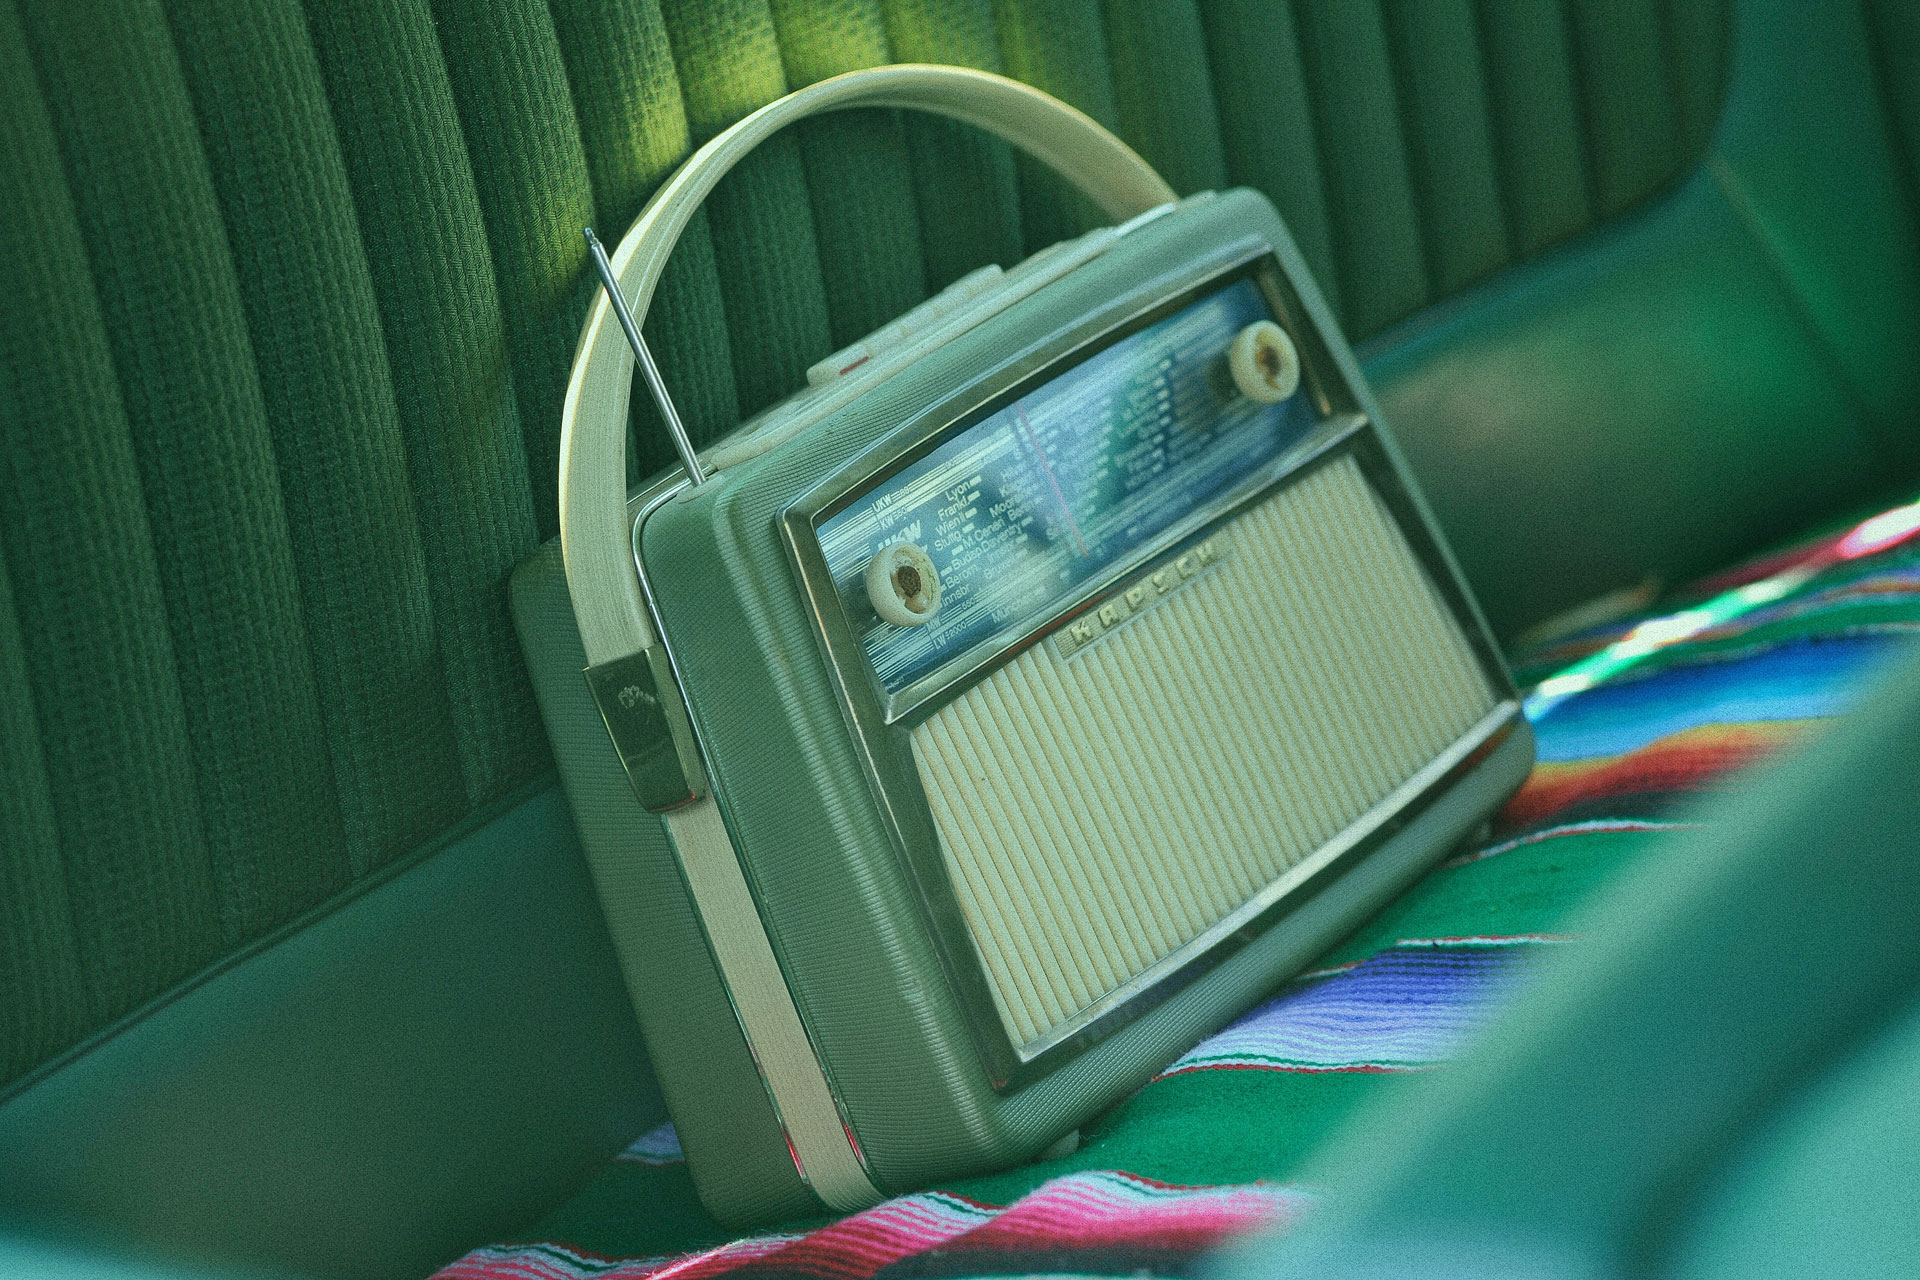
[782,249,1517,1086]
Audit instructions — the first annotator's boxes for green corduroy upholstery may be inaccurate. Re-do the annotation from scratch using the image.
[0,0,1740,1094]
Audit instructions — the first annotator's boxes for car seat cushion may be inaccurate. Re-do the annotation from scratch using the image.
[429,496,1920,1279]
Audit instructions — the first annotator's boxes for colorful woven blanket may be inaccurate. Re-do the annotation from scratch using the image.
[439,501,1920,1280]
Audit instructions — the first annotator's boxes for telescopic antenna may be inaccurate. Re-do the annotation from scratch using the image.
[583,227,706,489]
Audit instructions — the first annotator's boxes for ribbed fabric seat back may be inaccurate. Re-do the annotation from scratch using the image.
[0,0,1731,1093]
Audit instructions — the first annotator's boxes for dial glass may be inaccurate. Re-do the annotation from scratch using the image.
[816,273,1320,698]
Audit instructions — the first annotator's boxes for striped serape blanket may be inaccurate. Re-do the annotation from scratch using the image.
[439,500,1920,1280]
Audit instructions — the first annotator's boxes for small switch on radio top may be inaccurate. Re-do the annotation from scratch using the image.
[867,542,943,626]
[1227,320,1300,404]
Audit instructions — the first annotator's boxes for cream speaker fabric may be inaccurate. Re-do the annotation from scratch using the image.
[912,455,1498,1049]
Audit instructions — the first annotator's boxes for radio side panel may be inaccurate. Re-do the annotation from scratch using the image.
[508,545,820,1223]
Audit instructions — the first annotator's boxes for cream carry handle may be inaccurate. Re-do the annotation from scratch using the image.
[560,64,1175,667]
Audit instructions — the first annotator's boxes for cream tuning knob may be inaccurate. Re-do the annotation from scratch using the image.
[1228,320,1301,404]
[867,542,942,626]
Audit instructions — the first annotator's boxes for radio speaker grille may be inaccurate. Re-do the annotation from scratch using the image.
[910,455,1498,1050]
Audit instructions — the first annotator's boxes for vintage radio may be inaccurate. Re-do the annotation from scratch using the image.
[512,66,1532,1224]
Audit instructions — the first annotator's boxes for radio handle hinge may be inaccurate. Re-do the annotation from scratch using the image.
[584,648,708,812]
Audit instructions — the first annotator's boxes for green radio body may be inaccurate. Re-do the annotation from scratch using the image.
[513,187,1533,1223]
